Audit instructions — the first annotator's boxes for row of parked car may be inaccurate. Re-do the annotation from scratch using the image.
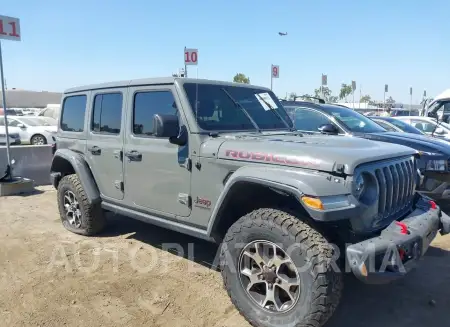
[281,99,450,207]
[0,115,58,146]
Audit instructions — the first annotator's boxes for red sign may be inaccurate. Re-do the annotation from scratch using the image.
[271,65,279,78]
[0,15,21,42]
[184,48,198,66]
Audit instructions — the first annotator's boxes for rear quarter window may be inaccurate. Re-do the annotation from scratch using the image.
[60,95,87,132]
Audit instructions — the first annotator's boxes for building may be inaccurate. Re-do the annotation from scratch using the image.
[0,89,62,109]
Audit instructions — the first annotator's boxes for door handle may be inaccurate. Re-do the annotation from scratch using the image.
[88,146,101,155]
[125,150,142,162]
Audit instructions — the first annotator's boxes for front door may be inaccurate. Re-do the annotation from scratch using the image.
[123,85,191,217]
[86,89,126,200]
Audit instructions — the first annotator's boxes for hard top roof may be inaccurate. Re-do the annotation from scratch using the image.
[64,77,271,94]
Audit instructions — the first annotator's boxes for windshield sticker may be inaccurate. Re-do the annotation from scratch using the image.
[255,93,278,111]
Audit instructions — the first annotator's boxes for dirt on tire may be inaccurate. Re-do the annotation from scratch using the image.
[1,187,450,327]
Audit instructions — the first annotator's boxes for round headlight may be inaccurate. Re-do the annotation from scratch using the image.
[353,174,365,199]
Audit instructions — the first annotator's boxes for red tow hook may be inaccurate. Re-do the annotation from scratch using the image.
[395,221,409,235]
[429,200,437,210]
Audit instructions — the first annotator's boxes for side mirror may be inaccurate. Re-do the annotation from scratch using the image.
[152,114,187,146]
[152,114,179,138]
[17,123,26,129]
[318,123,339,135]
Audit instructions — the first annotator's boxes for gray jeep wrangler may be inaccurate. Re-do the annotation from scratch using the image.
[50,77,450,327]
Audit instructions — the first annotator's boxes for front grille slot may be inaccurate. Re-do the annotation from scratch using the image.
[361,156,416,223]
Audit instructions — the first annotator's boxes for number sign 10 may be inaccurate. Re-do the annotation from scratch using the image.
[184,48,198,66]
[0,19,20,38]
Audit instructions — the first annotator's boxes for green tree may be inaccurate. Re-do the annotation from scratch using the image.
[339,84,353,102]
[288,92,297,100]
[360,95,371,103]
[314,87,332,101]
[233,73,250,84]
[328,95,338,103]
[386,96,395,105]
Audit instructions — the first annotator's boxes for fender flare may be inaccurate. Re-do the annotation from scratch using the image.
[206,166,312,236]
[50,149,101,204]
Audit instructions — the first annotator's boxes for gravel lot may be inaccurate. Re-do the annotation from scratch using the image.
[1,186,450,327]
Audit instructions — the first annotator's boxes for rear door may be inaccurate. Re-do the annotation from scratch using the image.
[85,89,126,201]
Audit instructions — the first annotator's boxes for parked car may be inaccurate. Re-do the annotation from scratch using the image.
[0,131,21,145]
[50,77,450,327]
[394,116,450,141]
[371,117,425,135]
[424,89,450,122]
[0,116,57,145]
[284,101,450,205]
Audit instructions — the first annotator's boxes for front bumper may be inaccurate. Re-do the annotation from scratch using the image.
[346,197,450,284]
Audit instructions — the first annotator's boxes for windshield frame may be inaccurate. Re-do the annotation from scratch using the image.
[179,80,294,134]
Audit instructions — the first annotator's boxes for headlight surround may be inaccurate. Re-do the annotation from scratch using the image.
[353,174,366,199]
[352,172,377,205]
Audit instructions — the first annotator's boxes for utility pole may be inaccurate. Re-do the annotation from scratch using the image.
[184,46,188,78]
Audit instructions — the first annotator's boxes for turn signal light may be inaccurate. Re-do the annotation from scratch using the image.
[301,196,324,210]
[429,200,437,210]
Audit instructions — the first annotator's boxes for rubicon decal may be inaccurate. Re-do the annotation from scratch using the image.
[194,196,212,209]
[225,150,320,168]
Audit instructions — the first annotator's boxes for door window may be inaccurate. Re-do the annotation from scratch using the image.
[91,93,123,134]
[61,95,87,132]
[132,91,178,136]
[411,120,435,133]
[293,108,336,132]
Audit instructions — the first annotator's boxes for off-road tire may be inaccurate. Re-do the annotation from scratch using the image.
[220,208,343,327]
[57,174,105,236]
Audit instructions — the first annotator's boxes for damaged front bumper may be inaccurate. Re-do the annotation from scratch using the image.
[346,197,450,284]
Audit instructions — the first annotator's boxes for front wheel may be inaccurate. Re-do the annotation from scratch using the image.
[30,134,47,145]
[220,208,342,327]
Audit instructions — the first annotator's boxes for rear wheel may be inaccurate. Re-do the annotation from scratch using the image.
[220,208,342,327]
[57,174,105,235]
[30,134,47,145]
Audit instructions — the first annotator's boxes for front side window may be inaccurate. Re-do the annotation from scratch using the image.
[7,119,19,127]
[411,120,436,133]
[183,83,292,131]
[321,105,386,133]
[292,108,335,132]
[91,93,123,134]
[133,90,178,136]
[388,119,424,135]
[61,95,87,132]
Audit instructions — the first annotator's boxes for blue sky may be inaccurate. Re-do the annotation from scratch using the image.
[1,0,449,103]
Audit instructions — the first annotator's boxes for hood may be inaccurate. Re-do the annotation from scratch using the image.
[208,133,415,174]
[362,132,450,156]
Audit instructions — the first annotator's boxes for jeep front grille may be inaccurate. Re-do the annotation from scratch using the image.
[374,157,416,219]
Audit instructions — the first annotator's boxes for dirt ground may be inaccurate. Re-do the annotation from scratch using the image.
[1,187,450,327]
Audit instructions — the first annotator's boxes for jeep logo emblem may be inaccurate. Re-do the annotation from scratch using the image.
[194,196,212,208]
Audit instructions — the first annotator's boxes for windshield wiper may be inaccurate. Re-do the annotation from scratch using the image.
[255,93,296,132]
[221,88,261,133]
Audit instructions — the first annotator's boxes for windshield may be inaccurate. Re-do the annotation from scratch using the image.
[384,118,424,135]
[320,105,386,133]
[183,83,293,131]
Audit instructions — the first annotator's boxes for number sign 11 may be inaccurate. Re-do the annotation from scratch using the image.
[0,15,21,41]
[184,48,198,66]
